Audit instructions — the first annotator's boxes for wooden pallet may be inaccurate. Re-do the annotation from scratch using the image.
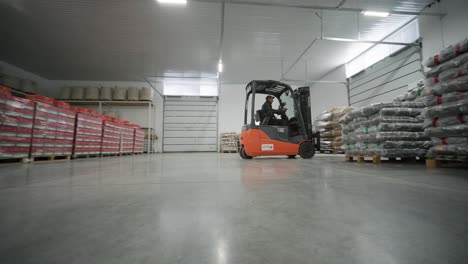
[221,150,238,153]
[72,154,101,159]
[31,155,71,162]
[426,155,468,169]
[346,154,424,164]
[0,157,30,164]
[320,149,345,154]
[346,154,381,164]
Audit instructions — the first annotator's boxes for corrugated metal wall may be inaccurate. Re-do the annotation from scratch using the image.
[347,45,424,107]
[163,96,218,152]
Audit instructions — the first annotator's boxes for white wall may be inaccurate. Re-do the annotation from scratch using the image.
[309,66,349,119]
[218,84,246,134]
[0,60,49,94]
[420,0,468,59]
[308,0,468,113]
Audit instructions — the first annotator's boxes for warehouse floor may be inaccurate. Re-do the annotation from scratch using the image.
[0,153,467,263]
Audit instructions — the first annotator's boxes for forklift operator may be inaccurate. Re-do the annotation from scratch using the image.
[261,95,288,126]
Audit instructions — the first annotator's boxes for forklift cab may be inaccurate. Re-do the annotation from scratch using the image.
[239,80,320,159]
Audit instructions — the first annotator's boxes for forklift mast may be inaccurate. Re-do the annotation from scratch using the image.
[294,87,312,140]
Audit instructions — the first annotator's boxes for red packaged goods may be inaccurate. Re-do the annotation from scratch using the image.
[88,109,100,117]
[53,100,70,109]
[0,125,33,135]
[101,115,115,121]
[73,107,90,114]
[0,146,30,154]
[121,120,130,125]
[26,95,55,105]
[0,85,12,95]
[32,137,56,145]
[0,135,31,145]
[33,128,56,137]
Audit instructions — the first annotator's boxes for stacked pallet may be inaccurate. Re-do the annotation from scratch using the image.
[0,89,34,159]
[29,96,75,159]
[420,38,468,164]
[120,121,135,154]
[73,107,102,156]
[220,132,239,153]
[314,107,353,152]
[133,126,144,153]
[341,100,431,160]
[101,116,121,155]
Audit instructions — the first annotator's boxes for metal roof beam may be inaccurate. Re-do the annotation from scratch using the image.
[192,0,445,17]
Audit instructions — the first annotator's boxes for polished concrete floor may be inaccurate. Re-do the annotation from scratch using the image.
[0,153,467,264]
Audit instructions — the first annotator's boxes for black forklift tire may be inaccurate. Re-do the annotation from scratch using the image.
[299,141,315,159]
[239,146,253,159]
[288,155,296,159]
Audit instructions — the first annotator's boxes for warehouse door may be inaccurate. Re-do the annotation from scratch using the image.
[163,96,218,152]
[348,45,424,107]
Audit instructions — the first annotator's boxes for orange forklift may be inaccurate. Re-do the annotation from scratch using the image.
[239,80,320,159]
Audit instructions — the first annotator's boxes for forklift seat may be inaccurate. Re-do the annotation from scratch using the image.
[256,110,271,125]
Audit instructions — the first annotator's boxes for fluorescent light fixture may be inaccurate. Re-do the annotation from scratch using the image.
[218,60,223,73]
[362,10,390,17]
[157,0,187,4]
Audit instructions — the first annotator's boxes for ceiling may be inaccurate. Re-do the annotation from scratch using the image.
[0,0,437,83]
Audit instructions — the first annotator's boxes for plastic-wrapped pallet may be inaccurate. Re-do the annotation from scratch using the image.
[314,106,353,152]
[421,38,468,160]
[120,121,135,154]
[71,87,85,100]
[139,87,152,101]
[84,86,100,100]
[100,86,112,101]
[220,132,239,153]
[132,125,145,153]
[340,98,430,158]
[127,87,139,101]
[112,87,127,101]
[59,86,72,100]
[73,107,102,156]
[101,116,121,155]
[27,96,76,158]
[0,91,35,159]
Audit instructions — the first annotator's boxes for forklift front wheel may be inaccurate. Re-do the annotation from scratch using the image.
[299,141,315,159]
[239,146,253,159]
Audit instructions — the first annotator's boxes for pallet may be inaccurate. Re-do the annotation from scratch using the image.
[72,154,101,159]
[100,153,121,157]
[31,155,71,162]
[320,149,344,154]
[346,154,381,164]
[426,155,468,169]
[0,157,30,164]
[346,154,424,164]
[221,150,238,153]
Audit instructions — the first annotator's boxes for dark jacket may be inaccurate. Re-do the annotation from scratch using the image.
[261,101,273,114]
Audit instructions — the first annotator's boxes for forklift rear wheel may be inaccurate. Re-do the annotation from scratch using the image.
[239,146,253,159]
[299,141,315,159]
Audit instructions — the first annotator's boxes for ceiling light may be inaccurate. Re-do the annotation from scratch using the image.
[218,60,223,73]
[362,11,390,17]
[157,0,187,5]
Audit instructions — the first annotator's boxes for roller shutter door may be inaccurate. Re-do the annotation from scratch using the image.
[163,96,218,152]
[348,46,424,107]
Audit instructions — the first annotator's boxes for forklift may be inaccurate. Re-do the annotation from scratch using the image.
[239,80,320,159]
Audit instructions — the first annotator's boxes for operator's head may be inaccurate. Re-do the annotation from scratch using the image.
[266,95,274,103]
